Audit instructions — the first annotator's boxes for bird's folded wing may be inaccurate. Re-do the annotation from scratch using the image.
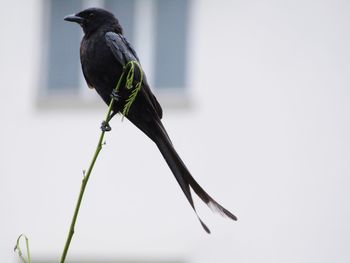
[104,31,163,119]
[105,32,139,65]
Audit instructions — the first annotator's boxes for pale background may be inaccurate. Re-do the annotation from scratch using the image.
[1,0,350,262]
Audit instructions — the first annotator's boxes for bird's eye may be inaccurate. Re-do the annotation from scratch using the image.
[89,13,95,19]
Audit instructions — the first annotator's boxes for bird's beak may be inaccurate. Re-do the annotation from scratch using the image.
[64,14,84,24]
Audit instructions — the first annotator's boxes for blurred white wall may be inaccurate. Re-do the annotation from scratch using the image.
[1,0,350,262]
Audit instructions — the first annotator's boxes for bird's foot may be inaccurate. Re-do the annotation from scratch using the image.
[110,90,121,101]
[101,121,112,132]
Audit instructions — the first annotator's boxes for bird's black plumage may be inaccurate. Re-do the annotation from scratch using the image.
[64,7,237,233]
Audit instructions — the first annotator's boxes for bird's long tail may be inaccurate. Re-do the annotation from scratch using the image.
[153,120,237,233]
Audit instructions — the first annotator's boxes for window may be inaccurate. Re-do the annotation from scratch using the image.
[154,0,188,90]
[46,0,82,94]
[39,0,190,108]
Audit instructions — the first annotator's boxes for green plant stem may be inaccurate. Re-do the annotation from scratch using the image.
[59,66,124,263]
[25,236,31,263]
[59,125,107,263]
[59,61,142,263]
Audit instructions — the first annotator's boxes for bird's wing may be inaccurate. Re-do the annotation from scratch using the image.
[105,32,163,119]
[119,34,140,62]
[105,32,137,64]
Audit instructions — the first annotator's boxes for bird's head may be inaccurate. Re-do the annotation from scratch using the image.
[64,8,122,34]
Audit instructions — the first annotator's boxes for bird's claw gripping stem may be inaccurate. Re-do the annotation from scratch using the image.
[101,121,112,132]
[110,90,121,101]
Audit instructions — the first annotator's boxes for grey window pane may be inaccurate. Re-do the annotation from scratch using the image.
[105,0,135,42]
[154,0,188,89]
[48,0,82,92]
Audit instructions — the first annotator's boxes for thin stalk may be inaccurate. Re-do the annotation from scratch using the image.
[25,236,31,263]
[59,62,134,263]
[59,126,106,263]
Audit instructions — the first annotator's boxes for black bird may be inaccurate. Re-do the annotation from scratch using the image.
[64,7,237,233]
